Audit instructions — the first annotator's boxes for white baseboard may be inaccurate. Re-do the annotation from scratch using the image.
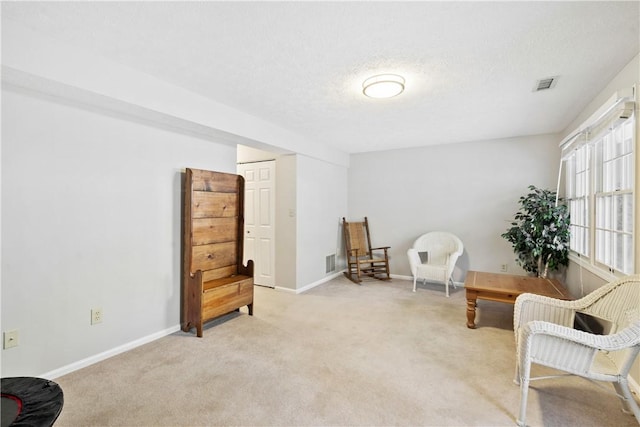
[273,285,297,294]
[390,274,413,281]
[40,324,181,380]
[392,274,464,288]
[285,271,345,294]
[279,270,416,294]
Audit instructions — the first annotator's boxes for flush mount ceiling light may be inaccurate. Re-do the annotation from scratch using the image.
[362,74,405,98]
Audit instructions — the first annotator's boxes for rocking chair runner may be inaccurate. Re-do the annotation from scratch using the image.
[342,217,390,283]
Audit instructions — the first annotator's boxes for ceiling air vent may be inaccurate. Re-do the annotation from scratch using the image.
[533,76,558,92]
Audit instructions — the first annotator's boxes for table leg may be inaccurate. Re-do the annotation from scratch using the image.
[466,297,477,328]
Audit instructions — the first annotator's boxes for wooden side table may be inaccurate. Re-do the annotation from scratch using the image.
[464,271,571,328]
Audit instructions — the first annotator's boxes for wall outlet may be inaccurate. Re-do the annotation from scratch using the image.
[91,308,103,325]
[501,264,508,272]
[3,330,19,349]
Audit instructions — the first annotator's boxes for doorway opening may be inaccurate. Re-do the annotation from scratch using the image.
[237,159,276,287]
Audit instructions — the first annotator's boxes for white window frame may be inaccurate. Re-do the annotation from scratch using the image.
[560,89,636,279]
[592,118,635,274]
[566,142,590,257]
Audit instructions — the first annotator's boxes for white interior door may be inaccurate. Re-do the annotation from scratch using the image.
[238,161,276,287]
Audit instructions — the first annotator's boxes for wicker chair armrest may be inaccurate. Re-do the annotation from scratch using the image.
[371,246,390,251]
[524,320,640,352]
[514,293,576,335]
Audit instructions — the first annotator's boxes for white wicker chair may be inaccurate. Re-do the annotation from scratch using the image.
[407,232,463,297]
[513,274,640,426]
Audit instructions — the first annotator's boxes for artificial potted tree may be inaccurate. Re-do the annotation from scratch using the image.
[501,185,570,278]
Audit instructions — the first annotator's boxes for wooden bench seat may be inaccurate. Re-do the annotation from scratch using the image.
[203,275,252,292]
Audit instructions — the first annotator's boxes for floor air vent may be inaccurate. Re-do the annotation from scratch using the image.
[326,254,336,273]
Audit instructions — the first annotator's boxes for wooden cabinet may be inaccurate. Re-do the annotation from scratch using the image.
[181,168,254,337]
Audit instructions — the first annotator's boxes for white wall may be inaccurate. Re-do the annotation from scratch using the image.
[276,155,298,290]
[1,87,237,376]
[348,134,561,281]
[297,155,348,287]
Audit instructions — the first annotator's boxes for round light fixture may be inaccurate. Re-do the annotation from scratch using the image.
[362,74,405,98]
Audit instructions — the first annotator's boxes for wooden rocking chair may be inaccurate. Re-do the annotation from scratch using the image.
[342,217,390,283]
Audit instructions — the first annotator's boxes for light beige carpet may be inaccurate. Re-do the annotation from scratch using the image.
[55,277,638,426]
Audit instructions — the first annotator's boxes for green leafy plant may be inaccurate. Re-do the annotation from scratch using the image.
[501,185,570,278]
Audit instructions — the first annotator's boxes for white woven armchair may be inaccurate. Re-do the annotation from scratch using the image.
[407,232,463,297]
[513,274,640,426]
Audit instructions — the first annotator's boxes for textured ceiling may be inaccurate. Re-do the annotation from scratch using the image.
[3,1,639,154]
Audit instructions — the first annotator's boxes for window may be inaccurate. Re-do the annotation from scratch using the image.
[562,93,636,276]
[593,118,635,273]
[566,142,590,257]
